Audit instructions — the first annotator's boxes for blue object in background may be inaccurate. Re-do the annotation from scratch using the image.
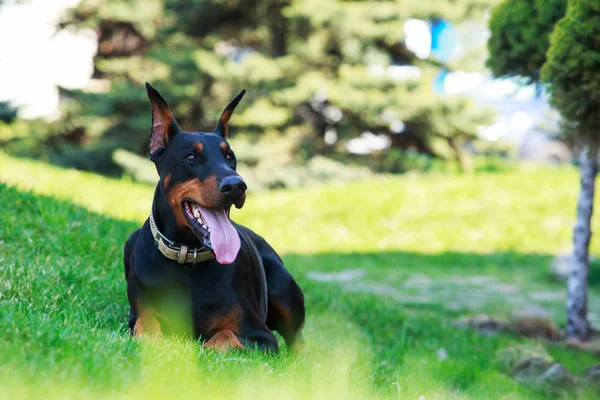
[432,70,448,95]
[431,20,458,62]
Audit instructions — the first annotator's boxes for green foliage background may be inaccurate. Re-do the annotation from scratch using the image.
[1,0,498,180]
[487,0,565,83]
[488,0,600,144]
[541,0,600,143]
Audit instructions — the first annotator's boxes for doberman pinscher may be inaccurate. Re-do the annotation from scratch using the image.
[123,83,305,352]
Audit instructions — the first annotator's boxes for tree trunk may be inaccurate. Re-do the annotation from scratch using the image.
[567,144,598,340]
[446,137,469,172]
[268,0,288,57]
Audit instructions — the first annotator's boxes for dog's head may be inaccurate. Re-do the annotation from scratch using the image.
[145,82,246,264]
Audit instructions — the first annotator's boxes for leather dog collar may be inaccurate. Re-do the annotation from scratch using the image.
[149,211,215,264]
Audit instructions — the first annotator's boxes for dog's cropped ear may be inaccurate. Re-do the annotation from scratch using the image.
[146,82,180,158]
[214,89,246,139]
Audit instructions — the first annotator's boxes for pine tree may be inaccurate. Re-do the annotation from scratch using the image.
[55,0,497,173]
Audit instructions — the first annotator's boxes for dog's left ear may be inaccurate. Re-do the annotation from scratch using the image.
[214,89,246,139]
[146,82,180,158]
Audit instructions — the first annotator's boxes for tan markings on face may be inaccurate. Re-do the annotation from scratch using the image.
[166,175,220,228]
[163,173,171,190]
[203,306,242,335]
[220,142,229,152]
[203,330,244,351]
[194,143,204,152]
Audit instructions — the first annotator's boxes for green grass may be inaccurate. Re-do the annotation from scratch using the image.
[1,152,599,399]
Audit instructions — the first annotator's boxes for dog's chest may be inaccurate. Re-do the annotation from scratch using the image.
[153,284,244,339]
[134,254,244,336]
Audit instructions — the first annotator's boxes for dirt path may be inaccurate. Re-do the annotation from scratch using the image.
[306,269,600,328]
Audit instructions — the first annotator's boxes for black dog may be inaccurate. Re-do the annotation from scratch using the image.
[123,83,305,352]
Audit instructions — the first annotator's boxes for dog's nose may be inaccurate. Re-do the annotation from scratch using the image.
[219,176,247,200]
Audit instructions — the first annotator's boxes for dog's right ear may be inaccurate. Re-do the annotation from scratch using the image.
[146,82,180,159]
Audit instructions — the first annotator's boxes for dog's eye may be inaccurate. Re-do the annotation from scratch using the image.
[185,153,196,161]
[226,153,235,162]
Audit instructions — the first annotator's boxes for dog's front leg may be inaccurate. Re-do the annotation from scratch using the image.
[133,310,163,339]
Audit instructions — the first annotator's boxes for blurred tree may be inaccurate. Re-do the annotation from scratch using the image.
[541,0,600,341]
[0,102,18,124]
[416,97,495,171]
[487,0,566,82]
[53,0,497,174]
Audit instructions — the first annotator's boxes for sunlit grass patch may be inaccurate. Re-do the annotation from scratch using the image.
[2,152,599,256]
[0,152,153,222]
[0,296,377,399]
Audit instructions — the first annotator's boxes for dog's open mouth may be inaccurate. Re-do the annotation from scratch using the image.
[182,200,241,265]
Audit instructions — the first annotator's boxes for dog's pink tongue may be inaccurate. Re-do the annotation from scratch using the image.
[198,206,240,264]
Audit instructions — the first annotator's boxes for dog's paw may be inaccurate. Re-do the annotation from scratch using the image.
[202,330,244,351]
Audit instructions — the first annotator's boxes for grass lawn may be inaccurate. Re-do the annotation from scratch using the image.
[1,152,599,399]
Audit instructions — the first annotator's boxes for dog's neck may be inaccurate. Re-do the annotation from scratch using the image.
[152,185,202,246]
